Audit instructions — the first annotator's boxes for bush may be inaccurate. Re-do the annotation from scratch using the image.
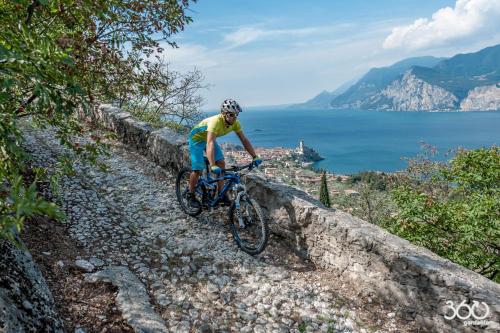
[347,171,390,191]
[383,146,499,282]
[332,182,394,225]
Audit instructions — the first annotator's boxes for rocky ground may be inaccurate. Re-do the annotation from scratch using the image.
[21,215,134,333]
[19,123,418,333]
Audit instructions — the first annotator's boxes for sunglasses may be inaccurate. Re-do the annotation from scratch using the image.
[226,112,238,118]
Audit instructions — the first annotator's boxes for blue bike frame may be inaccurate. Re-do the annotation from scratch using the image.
[196,157,251,208]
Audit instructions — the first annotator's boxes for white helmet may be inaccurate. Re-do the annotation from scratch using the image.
[220,99,242,114]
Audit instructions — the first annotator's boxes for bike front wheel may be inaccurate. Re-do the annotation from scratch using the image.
[175,167,203,217]
[228,195,269,255]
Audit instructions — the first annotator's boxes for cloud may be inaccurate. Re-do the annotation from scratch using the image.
[223,27,266,48]
[157,44,218,70]
[383,0,500,50]
[222,26,327,49]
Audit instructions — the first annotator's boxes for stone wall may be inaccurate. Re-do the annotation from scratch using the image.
[90,104,500,332]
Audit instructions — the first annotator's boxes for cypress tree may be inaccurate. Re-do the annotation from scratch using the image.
[319,172,331,207]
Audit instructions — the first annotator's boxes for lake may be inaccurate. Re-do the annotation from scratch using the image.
[209,108,500,175]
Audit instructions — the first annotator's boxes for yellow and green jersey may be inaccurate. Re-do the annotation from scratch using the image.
[189,114,242,142]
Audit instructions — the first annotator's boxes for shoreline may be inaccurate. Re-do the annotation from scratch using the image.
[221,142,399,178]
[222,143,352,199]
[216,108,499,175]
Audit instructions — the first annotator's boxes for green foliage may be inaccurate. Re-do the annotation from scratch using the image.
[0,176,64,246]
[331,171,395,224]
[0,0,198,242]
[347,171,390,191]
[329,145,499,282]
[319,172,331,207]
[383,146,499,282]
[330,177,394,225]
[310,165,327,174]
[352,184,394,224]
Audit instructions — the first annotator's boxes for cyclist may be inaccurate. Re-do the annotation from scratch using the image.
[187,99,262,208]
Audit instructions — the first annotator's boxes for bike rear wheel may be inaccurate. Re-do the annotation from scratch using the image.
[175,167,203,217]
[228,195,269,255]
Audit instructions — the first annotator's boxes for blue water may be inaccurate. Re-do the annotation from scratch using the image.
[211,109,500,174]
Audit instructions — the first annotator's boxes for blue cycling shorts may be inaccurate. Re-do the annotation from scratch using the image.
[189,139,224,171]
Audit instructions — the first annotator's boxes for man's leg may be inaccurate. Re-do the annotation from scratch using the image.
[215,159,231,205]
[187,140,205,207]
[213,142,226,196]
[189,170,201,193]
[215,159,226,194]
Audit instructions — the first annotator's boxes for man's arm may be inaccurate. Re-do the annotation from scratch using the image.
[206,132,218,166]
[236,131,257,158]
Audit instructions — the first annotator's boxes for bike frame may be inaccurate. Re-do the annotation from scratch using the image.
[197,172,240,207]
[195,157,251,208]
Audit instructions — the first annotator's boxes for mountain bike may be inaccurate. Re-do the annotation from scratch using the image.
[175,157,269,255]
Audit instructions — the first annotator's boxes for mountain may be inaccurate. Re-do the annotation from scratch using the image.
[334,44,500,111]
[288,90,339,110]
[331,56,445,108]
[294,44,500,111]
[288,78,358,109]
[361,70,459,111]
[412,44,500,100]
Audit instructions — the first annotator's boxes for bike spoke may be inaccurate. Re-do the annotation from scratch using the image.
[176,167,202,217]
[232,199,266,252]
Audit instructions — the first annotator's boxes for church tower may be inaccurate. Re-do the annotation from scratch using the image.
[299,140,304,153]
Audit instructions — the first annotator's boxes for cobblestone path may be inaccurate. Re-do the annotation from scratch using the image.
[22,125,401,333]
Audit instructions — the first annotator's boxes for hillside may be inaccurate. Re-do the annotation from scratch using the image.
[294,44,500,111]
[288,78,357,109]
[339,44,500,111]
[332,56,444,108]
[413,44,500,100]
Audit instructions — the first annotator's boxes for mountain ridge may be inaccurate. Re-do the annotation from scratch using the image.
[291,44,500,111]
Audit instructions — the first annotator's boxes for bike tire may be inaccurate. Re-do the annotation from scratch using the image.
[228,196,269,255]
[175,167,203,217]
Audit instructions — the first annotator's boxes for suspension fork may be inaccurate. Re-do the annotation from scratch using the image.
[233,183,247,228]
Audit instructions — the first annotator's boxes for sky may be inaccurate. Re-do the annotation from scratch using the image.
[158,0,500,110]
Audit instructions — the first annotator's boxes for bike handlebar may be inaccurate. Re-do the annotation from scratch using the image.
[222,161,258,173]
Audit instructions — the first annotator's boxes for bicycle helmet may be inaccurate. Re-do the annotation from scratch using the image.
[220,99,242,114]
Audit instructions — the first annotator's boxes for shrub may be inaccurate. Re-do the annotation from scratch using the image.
[383,146,499,282]
[347,171,390,191]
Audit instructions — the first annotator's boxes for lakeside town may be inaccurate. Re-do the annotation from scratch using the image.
[221,141,358,201]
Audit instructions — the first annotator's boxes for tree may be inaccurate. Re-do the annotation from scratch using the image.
[121,57,205,131]
[0,0,199,243]
[319,172,331,207]
[331,181,394,225]
[383,146,500,282]
[347,171,389,191]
